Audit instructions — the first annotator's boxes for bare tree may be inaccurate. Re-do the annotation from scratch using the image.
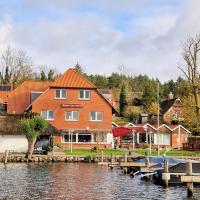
[179,34,200,120]
[0,46,33,87]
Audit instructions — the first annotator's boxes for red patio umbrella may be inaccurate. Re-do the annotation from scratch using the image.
[112,127,133,137]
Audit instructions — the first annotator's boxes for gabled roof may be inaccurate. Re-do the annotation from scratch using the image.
[51,68,96,88]
[160,98,180,115]
[8,81,50,114]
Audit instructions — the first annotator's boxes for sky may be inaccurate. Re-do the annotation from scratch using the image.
[0,0,199,82]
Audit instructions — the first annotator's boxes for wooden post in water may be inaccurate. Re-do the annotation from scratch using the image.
[145,156,150,168]
[163,160,169,187]
[4,150,9,164]
[187,161,193,198]
[110,153,114,169]
[101,151,104,163]
[124,153,128,174]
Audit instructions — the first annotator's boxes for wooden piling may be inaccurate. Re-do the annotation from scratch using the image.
[4,150,9,164]
[101,151,104,163]
[124,154,128,174]
[110,153,114,169]
[145,156,150,168]
[162,160,169,187]
[186,161,193,198]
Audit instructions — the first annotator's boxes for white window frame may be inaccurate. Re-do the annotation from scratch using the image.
[89,111,103,121]
[154,133,170,145]
[41,110,55,120]
[79,90,91,100]
[55,89,67,99]
[65,111,79,121]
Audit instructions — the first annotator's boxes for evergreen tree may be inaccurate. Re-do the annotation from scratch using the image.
[4,66,10,83]
[40,70,47,81]
[47,69,55,81]
[119,83,128,117]
[74,63,84,74]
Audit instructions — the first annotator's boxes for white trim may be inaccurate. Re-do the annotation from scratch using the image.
[89,111,103,121]
[55,89,67,99]
[31,91,43,94]
[125,123,136,127]
[25,88,50,111]
[41,110,55,120]
[65,111,79,121]
[171,125,191,133]
[79,90,91,100]
[112,122,119,127]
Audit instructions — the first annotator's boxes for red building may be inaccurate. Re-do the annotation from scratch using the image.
[112,123,190,149]
[7,68,116,149]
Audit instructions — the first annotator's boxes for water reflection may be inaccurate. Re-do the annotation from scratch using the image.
[0,163,200,200]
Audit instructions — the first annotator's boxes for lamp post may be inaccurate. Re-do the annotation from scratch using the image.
[149,131,152,155]
[132,130,135,150]
[69,128,74,154]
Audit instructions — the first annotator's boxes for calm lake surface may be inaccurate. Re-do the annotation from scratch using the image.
[0,163,200,200]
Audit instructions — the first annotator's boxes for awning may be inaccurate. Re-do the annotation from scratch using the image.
[112,127,133,137]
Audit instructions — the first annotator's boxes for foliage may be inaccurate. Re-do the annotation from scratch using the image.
[40,70,47,81]
[20,116,48,141]
[54,141,62,148]
[181,95,200,133]
[119,82,128,117]
[125,107,140,122]
[147,102,159,115]
[0,46,33,87]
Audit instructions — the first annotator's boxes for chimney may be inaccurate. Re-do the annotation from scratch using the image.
[168,92,174,100]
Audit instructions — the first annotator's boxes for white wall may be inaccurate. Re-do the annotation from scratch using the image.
[0,135,28,153]
[107,132,114,148]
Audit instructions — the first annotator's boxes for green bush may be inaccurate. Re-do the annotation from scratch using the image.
[84,155,92,163]
[54,141,62,148]
[142,144,149,149]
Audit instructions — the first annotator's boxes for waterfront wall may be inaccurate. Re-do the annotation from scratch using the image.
[0,154,124,163]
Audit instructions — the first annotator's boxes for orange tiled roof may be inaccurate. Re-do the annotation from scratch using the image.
[7,81,51,114]
[0,91,11,103]
[51,68,96,88]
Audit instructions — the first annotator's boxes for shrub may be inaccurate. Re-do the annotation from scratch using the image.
[142,144,149,149]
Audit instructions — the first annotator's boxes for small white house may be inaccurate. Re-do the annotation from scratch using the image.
[0,115,28,153]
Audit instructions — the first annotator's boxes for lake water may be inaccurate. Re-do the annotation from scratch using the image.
[0,163,200,200]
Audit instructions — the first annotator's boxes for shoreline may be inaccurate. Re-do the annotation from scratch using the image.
[1,153,200,163]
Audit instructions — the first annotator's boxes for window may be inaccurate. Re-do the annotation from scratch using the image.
[154,133,170,145]
[62,133,76,143]
[79,90,91,100]
[55,89,66,99]
[90,112,103,121]
[78,133,92,143]
[41,110,55,120]
[66,111,79,121]
[94,133,107,143]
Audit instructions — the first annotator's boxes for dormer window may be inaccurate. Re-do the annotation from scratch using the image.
[79,90,91,100]
[55,89,66,99]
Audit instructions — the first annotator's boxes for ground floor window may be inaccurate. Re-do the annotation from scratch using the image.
[62,132,76,143]
[94,132,107,143]
[61,132,108,143]
[78,133,92,143]
[154,133,170,145]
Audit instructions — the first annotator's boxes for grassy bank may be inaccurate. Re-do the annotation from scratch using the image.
[64,148,200,157]
[132,149,200,157]
[64,149,127,156]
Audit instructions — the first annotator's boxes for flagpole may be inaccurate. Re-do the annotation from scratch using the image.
[157,81,160,156]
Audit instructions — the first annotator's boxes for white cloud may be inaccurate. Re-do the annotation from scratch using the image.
[1,0,200,82]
